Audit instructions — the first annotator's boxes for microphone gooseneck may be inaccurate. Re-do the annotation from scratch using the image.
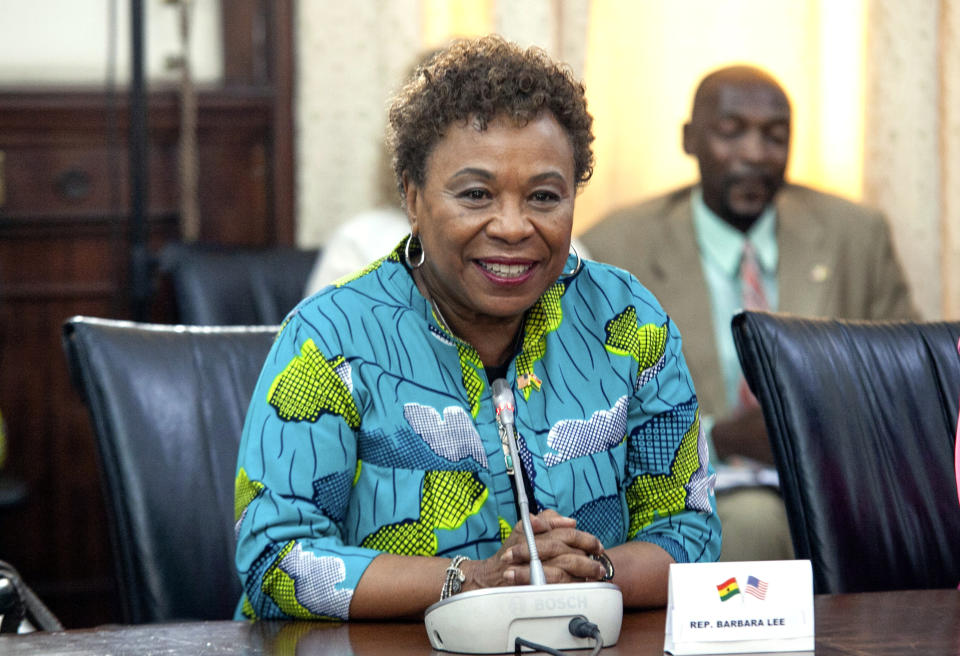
[491,378,546,586]
[422,381,624,653]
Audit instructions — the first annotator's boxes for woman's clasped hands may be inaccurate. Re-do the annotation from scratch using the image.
[462,510,610,590]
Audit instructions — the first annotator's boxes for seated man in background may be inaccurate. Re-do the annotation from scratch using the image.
[581,64,918,561]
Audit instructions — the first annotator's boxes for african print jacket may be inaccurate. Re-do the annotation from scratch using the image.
[233,244,721,620]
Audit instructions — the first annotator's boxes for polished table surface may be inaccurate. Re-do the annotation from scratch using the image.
[1,589,957,655]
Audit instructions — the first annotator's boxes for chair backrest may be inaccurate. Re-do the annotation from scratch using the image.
[159,243,320,325]
[732,310,960,594]
[62,316,277,623]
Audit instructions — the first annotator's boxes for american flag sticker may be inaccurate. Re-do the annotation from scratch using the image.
[745,575,768,600]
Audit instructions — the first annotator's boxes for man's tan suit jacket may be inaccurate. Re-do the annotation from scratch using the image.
[580,183,919,418]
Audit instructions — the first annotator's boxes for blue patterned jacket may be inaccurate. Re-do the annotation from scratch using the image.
[234,243,720,620]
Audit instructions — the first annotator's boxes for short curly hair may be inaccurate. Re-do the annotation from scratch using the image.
[387,35,594,200]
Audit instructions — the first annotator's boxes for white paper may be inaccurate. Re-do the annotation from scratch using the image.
[712,462,780,491]
[664,560,814,655]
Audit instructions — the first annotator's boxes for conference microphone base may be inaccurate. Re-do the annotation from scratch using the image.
[424,582,623,654]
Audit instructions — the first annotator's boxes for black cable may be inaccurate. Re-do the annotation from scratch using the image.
[511,616,604,656]
[0,560,63,632]
[514,636,564,656]
[568,615,603,656]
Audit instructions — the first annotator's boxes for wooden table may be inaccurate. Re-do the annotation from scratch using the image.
[0,589,956,655]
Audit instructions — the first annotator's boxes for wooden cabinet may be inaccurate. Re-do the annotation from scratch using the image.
[0,1,292,627]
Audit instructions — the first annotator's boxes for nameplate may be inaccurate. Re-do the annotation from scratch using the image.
[664,560,814,655]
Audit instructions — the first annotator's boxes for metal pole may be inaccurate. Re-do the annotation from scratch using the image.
[129,0,150,320]
[175,0,200,241]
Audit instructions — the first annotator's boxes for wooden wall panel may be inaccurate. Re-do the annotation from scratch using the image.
[0,0,292,627]
[0,90,279,627]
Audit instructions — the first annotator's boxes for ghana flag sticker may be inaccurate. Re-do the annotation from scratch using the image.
[716,577,740,601]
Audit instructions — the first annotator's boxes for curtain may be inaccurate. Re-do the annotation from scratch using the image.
[863,0,959,319]
[945,2,960,320]
[295,0,420,248]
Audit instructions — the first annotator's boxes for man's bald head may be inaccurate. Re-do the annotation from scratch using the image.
[684,66,792,232]
[691,66,789,122]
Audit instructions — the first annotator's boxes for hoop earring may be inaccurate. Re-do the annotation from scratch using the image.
[404,233,425,269]
[559,243,582,279]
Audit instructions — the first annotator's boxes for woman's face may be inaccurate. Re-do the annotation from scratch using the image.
[405,112,575,334]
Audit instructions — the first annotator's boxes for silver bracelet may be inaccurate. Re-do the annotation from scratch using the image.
[591,552,615,581]
[440,555,470,599]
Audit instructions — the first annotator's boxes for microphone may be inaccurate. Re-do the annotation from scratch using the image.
[423,379,623,653]
[491,377,546,586]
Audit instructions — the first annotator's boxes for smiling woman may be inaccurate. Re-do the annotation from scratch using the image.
[405,114,576,367]
[233,35,721,623]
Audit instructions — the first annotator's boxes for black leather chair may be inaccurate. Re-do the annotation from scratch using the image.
[732,310,960,594]
[159,242,320,325]
[62,316,278,623]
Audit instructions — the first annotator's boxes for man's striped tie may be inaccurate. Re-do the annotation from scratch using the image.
[737,241,769,410]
